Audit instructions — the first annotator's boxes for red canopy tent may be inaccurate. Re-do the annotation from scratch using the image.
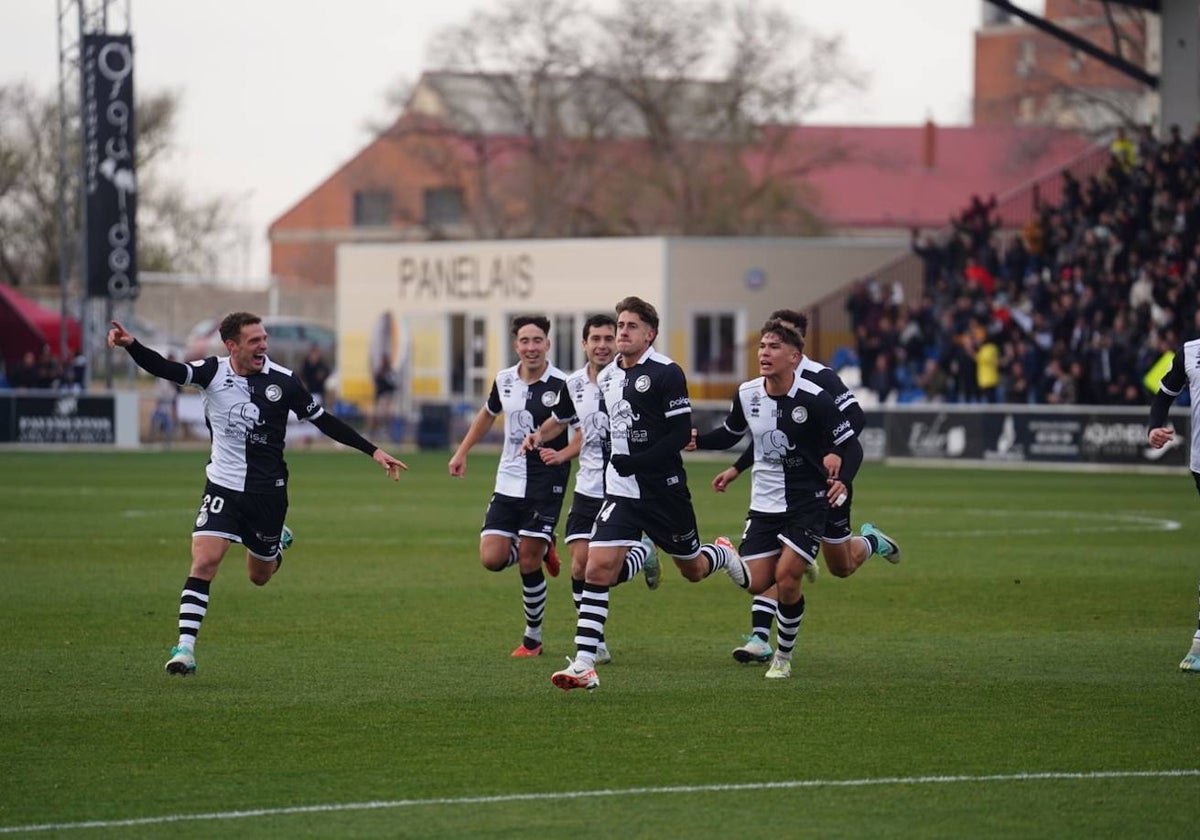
[0,284,82,370]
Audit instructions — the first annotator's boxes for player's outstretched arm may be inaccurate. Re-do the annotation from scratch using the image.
[108,320,190,384]
[372,447,408,481]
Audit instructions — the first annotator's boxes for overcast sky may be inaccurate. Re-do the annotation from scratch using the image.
[2,0,1042,280]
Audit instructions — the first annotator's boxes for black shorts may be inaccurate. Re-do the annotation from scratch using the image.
[565,493,603,544]
[822,482,853,543]
[192,479,288,559]
[481,491,565,543]
[737,500,827,565]
[589,491,701,560]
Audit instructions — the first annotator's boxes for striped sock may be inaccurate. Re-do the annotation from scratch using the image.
[575,583,610,668]
[775,595,805,659]
[177,576,210,649]
[700,542,730,577]
[615,542,649,584]
[572,577,585,614]
[520,570,547,644]
[750,596,777,642]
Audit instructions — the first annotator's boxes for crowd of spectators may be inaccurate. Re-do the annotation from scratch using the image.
[847,121,1200,407]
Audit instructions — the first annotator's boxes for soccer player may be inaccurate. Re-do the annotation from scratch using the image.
[708,309,900,664]
[1147,342,1200,672]
[448,315,570,658]
[551,296,740,691]
[107,313,406,676]
[692,319,862,678]
[523,314,660,665]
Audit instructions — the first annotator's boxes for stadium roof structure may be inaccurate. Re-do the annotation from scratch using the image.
[761,122,1097,230]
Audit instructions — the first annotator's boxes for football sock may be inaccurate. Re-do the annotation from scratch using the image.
[616,541,649,584]
[177,576,210,649]
[504,539,519,569]
[700,542,729,576]
[572,577,585,614]
[750,596,777,642]
[862,533,881,555]
[520,570,547,641]
[574,582,610,668]
[775,595,805,659]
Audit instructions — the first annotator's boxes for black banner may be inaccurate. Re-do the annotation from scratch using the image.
[81,33,138,300]
[880,408,1190,468]
[3,395,117,444]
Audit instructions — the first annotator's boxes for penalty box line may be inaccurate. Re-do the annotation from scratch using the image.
[2,769,1199,834]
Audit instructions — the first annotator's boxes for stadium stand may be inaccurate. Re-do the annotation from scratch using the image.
[846,122,1200,407]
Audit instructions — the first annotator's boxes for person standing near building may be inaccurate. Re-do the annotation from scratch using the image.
[107,313,406,676]
[1147,341,1200,672]
[551,296,740,692]
[523,314,659,665]
[449,315,569,658]
[705,309,901,665]
[299,343,331,405]
[693,319,879,679]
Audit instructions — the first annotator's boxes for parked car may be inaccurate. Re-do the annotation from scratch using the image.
[185,316,337,373]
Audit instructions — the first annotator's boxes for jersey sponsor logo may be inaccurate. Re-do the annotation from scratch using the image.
[791,406,808,423]
[834,391,853,406]
[609,399,639,437]
[759,429,796,462]
[749,392,762,417]
[509,409,536,445]
[669,396,690,408]
[634,375,651,392]
[264,384,283,402]
[833,419,851,437]
[225,401,269,445]
[541,391,556,407]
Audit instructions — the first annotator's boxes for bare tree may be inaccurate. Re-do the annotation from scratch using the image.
[0,84,233,289]
[375,0,861,239]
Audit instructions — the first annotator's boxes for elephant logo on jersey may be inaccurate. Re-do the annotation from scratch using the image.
[509,409,536,445]
[230,401,264,427]
[759,429,796,463]
[609,399,639,438]
[583,411,610,445]
[225,401,268,444]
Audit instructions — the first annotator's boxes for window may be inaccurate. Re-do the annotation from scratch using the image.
[353,190,392,227]
[424,188,465,227]
[692,313,737,375]
[551,315,577,372]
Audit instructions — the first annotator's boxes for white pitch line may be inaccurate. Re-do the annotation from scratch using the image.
[2,769,1197,835]
[878,508,1182,536]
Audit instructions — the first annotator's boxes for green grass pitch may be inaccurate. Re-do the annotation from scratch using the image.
[1,449,1198,838]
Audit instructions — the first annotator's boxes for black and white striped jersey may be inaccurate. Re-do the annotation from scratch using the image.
[598,347,691,500]
[551,366,607,499]
[1154,338,1200,471]
[722,375,852,514]
[183,355,322,493]
[485,363,571,498]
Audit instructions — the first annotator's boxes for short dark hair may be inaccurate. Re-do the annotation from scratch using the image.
[614,296,659,331]
[511,315,551,337]
[582,313,617,340]
[769,309,808,337]
[761,318,804,352]
[219,312,262,343]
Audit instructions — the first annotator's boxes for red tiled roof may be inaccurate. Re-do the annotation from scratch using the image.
[754,123,1096,230]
